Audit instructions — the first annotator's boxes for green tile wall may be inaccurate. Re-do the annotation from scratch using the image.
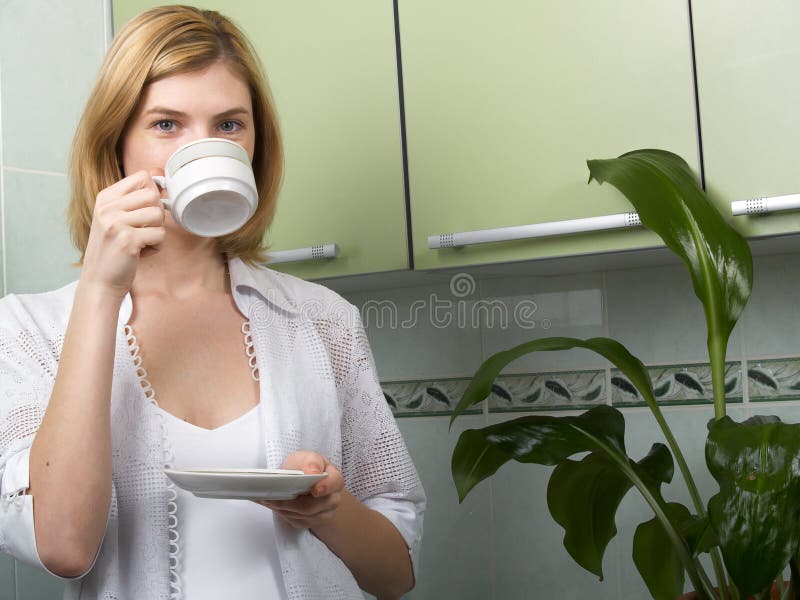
[344,251,800,598]
[0,0,106,597]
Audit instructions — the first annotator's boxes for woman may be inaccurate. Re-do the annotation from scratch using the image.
[0,6,424,600]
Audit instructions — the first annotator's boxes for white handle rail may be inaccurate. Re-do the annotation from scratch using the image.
[731,194,800,216]
[266,243,340,264]
[428,212,642,249]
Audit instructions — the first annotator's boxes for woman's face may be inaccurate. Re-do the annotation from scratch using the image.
[120,60,257,227]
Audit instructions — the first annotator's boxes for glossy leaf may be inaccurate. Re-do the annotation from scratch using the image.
[452,403,714,595]
[706,415,800,596]
[452,404,625,501]
[587,149,753,418]
[548,443,674,580]
[633,503,719,600]
[634,502,691,600]
[680,515,718,557]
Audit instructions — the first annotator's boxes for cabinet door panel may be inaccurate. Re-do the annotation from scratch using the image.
[693,0,800,237]
[400,0,700,269]
[114,1,408,279]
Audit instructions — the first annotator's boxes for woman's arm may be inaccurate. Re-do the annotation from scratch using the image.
[312,490,413,599]
[253,452,414,600]
[28,284,120,577]
[28,170,165,577]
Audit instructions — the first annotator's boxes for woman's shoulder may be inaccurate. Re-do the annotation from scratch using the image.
[241,262,358,322]
[269,268,350,304]
[0,281,79,331]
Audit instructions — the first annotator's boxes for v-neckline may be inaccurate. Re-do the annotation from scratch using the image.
[123,320,261,434]
[155,403,260,433]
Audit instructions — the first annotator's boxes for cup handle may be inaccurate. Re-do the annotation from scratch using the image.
[151,175,170,209]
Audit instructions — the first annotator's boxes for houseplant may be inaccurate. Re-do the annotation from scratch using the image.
[449,149,800,600]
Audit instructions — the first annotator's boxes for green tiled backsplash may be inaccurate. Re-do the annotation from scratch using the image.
[381,357,800,417]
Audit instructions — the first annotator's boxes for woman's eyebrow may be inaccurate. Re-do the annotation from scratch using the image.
[215,107,250,119]
[142,106,251,119]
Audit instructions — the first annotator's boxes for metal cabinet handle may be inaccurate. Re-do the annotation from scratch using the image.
[266,243,340,264]
[428,212,642,249]
[731,194,800,216]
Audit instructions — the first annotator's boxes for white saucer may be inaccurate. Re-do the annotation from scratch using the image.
[164,468,328,500]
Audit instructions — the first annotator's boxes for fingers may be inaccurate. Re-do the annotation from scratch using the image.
[82,170,169,294]
[267,491,342,516]
[250,451,345,529]
[281,450,328,474]
[249,493,341,529]
[135,225,167,248]
[312,463,343,498]
[281,452,344,494]
[98,170,159,200]
[119,205,166,229]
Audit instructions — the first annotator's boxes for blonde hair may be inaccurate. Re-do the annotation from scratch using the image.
[68,5,282,263]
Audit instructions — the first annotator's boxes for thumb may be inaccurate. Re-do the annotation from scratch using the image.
[304,460,324,475]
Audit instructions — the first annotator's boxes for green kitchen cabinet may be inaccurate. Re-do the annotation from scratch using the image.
[399,0,701,270]
[692,1,800,237]
[113,1,409,279]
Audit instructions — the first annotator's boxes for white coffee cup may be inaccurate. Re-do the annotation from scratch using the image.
[151,138,257,238]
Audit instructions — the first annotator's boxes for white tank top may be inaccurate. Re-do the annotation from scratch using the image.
[157,403,288,599]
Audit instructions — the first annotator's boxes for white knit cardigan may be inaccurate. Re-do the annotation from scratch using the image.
[0,258,425,599]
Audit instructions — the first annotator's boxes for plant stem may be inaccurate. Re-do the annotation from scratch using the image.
[642,392,730,596]
[707,332,733,597]
[585,431,716,599]
[709,335,727,421]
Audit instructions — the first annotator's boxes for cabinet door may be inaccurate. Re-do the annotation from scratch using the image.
[113,1,408,279]
[400,0,701,270]
[693,0,800,237]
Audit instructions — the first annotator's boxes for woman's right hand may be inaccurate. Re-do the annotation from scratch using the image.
[79,170,166,299]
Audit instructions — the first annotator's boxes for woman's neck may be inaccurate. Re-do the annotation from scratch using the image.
[131,232,228,300]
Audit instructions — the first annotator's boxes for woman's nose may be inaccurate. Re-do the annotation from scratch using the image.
[187,127,217,141]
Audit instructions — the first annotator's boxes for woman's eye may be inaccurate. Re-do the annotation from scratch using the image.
[155,120,176,132]
[219,120,242,133]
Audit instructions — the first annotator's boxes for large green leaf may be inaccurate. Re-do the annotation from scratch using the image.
[548,443,674,580]
[631,502,718,600]
[452,406,701,579]
[587,149,753,417]
[634,502,691,600]
[706,415,800,596]
[680,515,718,557]
[452,404,626,500]
[450,337,656,425]
[447,334,703,524]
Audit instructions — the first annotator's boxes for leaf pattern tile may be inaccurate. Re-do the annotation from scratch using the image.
[381,379,479,417]
[748,358,800,401]
[611,362,743,407]
[487,370,607,412]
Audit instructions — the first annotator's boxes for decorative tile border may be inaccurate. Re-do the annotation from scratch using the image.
[747,357,800,402]
[487,369,606,413]
[381,369,607,417]
[381,357,800,417]
[611,362,743,407]
[382,378,483,417]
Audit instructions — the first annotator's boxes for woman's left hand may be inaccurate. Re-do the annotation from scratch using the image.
[250,451,344,529]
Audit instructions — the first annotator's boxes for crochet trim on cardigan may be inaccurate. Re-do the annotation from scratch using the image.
[124,325,183,600]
